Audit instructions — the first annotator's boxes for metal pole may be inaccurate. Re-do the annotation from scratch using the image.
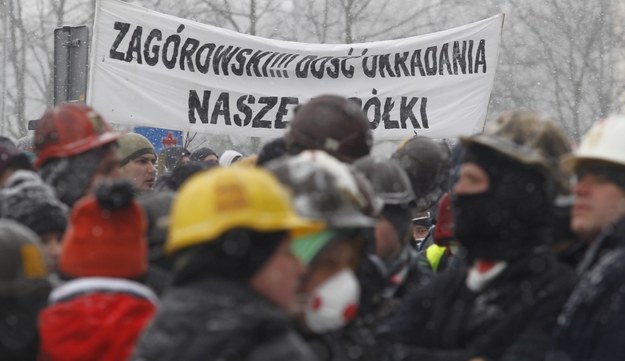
[1,0,8,134]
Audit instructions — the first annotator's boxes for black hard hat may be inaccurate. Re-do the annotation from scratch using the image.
[392,137,452,212]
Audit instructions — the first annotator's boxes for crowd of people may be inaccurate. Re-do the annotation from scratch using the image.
[1,94,625,361]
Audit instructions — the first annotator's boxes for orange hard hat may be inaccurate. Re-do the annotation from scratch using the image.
[34,103,121,168]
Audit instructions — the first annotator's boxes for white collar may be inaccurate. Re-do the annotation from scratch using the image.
[49,277,158,304]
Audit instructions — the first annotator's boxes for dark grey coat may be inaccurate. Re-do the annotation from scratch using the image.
[548,219,625,361]
[132,278,317,361]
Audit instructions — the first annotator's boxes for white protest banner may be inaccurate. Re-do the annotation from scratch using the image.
[88,0,503,140]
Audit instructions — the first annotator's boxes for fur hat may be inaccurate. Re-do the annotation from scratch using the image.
[0,170,68,236]
[59,180,147,279]
[118,133,156,166]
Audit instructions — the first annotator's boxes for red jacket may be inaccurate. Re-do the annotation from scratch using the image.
[39,277,157,361]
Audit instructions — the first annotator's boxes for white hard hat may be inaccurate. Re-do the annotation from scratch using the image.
[561,115,625,172]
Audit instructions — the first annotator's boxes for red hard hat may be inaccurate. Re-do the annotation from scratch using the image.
[34,104,121,168]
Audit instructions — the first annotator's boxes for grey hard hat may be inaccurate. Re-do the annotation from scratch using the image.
[353,155,415,207]
[266,151,378,228]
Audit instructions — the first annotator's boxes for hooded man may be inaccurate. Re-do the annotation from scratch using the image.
[376,111,576,361]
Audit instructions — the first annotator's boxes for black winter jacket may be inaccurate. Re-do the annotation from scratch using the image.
[548,219,625,361]
[376,252,575,361]
[0,280,50,361]
[132,278,318,361]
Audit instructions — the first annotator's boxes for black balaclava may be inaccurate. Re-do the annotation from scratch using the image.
[172,229,285,286]
[452,144,552,261]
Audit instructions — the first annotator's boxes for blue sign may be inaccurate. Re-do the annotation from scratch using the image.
[134,127,183,154]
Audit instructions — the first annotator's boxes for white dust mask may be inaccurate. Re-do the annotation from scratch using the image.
[304,268,360,333]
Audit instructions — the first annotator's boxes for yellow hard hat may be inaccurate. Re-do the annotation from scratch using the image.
[166,166,324,254]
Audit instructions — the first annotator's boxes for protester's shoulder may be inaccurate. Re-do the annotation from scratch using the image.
[140,281,305,361]
[586,247,625,289]
[517,253,577,291]
[247,331,319,361]
[160,279,291,328]
[403,265,466,303]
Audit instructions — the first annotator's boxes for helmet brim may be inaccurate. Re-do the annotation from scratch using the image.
[34,130,121,168]
[460,134,545,166]
[165,212,325,255]
[560,154,625,173]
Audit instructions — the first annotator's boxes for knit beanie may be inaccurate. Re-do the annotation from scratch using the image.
[0,144,32,177]
[190,147,218,162]
[163,161,213,191]
[0,170,68,236]
[59,180,148,279]
[118,133,156,166]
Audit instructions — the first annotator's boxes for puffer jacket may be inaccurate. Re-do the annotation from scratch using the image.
[39,278,157,361]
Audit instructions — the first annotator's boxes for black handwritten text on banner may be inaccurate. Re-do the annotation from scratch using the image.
[88,0,503,139]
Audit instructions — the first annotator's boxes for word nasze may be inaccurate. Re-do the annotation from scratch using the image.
[188,90,430,130]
